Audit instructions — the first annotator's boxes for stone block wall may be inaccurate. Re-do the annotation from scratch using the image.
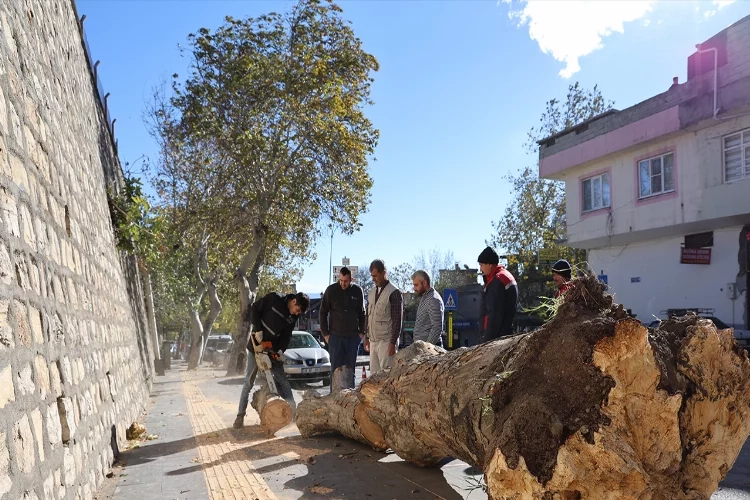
[0,1,154,499]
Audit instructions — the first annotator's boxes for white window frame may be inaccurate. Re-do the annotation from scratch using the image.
[638,152,675,199]
[723,128,750,183]
[581,172,611,213]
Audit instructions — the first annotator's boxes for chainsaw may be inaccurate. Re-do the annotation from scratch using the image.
[252,331,280,396]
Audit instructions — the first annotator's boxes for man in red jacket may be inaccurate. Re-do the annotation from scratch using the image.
[477,247,518,343]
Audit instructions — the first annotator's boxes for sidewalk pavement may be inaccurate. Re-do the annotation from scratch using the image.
[95,359,750,500]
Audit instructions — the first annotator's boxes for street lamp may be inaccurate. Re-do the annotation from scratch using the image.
[328,225,334,284]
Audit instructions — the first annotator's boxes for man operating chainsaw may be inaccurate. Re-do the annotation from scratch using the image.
[233,291,310,429]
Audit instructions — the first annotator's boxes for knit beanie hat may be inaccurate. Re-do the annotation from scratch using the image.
[551,259,572,280]
[477,246,500,265]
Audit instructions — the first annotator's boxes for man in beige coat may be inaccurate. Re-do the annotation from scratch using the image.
[363,259,403,374]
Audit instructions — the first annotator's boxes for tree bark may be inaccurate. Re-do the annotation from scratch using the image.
[331,365,354,393]
[227,227,266,376]
[197,276,223,365]
[297,276,750,500]
[186,304,204,370]
[140,265,164,376]
[251,381,293,435]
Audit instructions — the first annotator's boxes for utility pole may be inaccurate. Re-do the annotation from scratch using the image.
[328,225,334,284]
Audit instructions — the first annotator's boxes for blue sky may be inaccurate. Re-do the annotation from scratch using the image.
[77,0,750,296]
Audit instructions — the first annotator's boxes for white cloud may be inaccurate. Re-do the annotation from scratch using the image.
[704,0,736,18]
[713,0,737,9]
[503,0,655,78]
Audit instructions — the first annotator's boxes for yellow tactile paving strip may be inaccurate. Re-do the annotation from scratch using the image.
[182,373,279,500]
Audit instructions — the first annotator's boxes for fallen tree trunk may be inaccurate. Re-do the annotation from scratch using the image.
[251,383,293,435]
[297,276,750,499]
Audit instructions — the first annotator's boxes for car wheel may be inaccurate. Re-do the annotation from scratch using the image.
[322,377,330,387]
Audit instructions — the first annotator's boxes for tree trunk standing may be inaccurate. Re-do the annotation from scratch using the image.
[227,270,253,376]
[186,305,204,370]
[331,366,354,393]
[297,276,750,500]
[196,277,223,365]
[140,265,163,375]
[227,232,266,376]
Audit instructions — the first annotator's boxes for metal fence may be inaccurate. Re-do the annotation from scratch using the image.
[75,11,118,154]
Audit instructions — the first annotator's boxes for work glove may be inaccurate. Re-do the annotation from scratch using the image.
[252,332,265,353]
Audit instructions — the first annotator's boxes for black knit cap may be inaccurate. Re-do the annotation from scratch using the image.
[551,259,572,280]
[477,246,499,265]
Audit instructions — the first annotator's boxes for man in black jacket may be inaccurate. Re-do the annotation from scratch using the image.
[234,292,309,429]
[319,267,365,390]
[478,246,518,343]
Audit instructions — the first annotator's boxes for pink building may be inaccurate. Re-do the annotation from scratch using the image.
[538,15,750,329]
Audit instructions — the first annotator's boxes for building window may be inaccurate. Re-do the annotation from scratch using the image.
[724,129,750,182]
[638,152,674,198]
[582,173,610,212]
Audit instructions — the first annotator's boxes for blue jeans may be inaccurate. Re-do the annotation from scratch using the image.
[328,335,361,389]
[237,349,295,417]
[237,349,258,417]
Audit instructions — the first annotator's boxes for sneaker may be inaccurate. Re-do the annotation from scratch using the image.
[233,416,244,429]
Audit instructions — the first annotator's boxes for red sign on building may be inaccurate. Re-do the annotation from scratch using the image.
[681,247,711,265]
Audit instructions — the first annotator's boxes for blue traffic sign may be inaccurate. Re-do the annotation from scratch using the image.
[443,288,458,311]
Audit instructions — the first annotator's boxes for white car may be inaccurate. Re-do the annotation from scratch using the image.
[282,331,331,386]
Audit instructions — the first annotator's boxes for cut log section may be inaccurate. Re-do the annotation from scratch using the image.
[297,275,750,499]
[251,382,293,435]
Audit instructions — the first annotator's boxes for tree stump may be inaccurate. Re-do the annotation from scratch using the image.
[251,380,293,435]
[331,365,355,393]
[296,275,750,499]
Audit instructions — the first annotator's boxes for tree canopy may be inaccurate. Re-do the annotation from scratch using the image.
[147,0,380,372]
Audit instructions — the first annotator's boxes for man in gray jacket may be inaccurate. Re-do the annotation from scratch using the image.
[411,270,444,348]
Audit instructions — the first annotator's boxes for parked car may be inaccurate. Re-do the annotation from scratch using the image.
[282,331,331,386]
[204,334,234,365]
[309,330,329,351]
[646,314,749,348]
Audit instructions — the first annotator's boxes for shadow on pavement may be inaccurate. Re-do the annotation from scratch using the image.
[217,377,246,386]
[145,427,468,499]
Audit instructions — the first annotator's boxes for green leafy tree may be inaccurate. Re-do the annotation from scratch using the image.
[490,82,614,308]
[355,265,374,297]
[389,262,415,292]
[107,163,170,367]
[413,248,459,294]
[149,0,378,374]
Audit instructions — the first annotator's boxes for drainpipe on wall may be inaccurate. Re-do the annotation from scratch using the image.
[695,44,750,121]
[695,45,719,119]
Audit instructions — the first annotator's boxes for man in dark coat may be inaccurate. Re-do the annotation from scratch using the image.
[319,266,366,390]
[478,246,518,343]
[234,292,309,429]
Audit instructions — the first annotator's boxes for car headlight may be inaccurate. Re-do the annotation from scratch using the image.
[283,358,296,366]
[321,355,330,363]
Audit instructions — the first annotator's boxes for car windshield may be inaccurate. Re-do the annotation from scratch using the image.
[289,334,319,349]
[207,339,232,350]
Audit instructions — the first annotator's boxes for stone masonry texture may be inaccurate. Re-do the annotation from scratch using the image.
[0,1,156,499]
